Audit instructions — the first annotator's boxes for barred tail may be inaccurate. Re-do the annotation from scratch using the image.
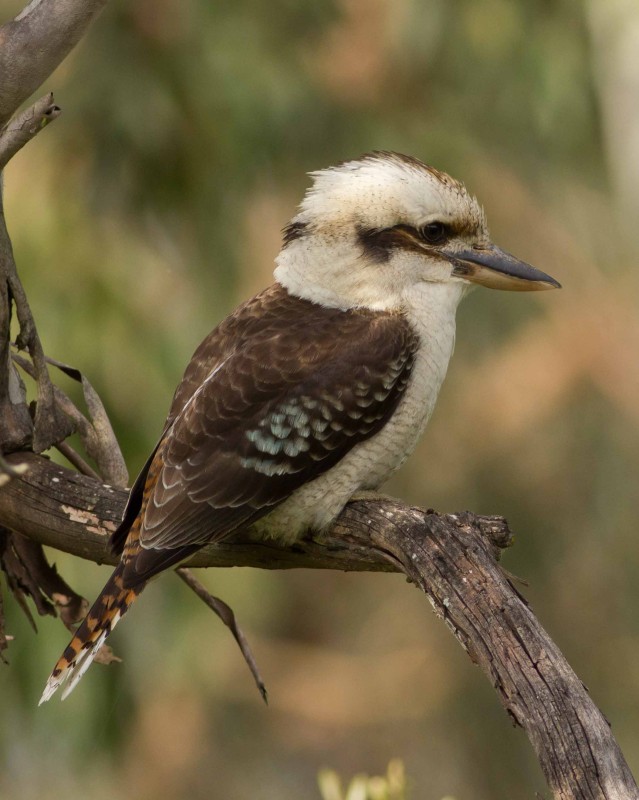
[39,562,144,704]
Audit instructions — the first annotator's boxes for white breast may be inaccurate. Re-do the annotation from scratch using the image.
[258,282,464,544]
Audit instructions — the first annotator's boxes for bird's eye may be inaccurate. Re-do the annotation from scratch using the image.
[419,222,449,245]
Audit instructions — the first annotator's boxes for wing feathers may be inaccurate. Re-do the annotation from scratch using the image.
[122,285,418,578]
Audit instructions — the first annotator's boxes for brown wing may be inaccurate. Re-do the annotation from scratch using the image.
[114,284,418,584]
[111,285,303,551]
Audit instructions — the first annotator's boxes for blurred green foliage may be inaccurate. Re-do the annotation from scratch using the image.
[2,1,639,798]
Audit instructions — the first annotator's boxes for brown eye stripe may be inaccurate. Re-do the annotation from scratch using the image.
[358,219,480,263]
[357,225,423,262]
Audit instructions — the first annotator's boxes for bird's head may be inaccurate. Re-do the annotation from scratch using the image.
[274,151,560,311]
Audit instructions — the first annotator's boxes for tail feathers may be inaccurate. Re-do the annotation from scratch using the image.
[39,563,142,704]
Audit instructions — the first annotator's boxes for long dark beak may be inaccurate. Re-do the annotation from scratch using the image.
[451,245,561,291]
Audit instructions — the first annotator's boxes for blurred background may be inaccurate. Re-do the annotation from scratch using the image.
[2,0,639,797]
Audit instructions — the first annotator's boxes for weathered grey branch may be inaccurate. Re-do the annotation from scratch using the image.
[54,440,101,482]
[176,566,268,703]
[0,450,636,799]
[0,176,34,454]
[0,0,108,126]
[0,186,75,455]
[0,0,103,456]
[0,93,60,170]
[0,0,111,459]
[13,352,129,486]
[0,452,395,570]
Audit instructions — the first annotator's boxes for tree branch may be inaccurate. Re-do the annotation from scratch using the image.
[0,93,60,171]
[0,0,109,126]
[0,0,112,458]
[13,352,129,486]
[176,566,268,703]
[0,451,396,571]
[0,184,34,455]
[0,182,75,456]
[0,450,636,799]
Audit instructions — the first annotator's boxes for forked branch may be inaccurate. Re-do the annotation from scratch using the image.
[0,0,109,126]
[0,0,112,460]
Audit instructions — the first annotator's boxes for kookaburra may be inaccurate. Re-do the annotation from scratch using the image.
[41,151,559,702]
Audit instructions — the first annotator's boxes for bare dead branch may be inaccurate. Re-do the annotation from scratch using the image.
[0,1,107,459]
[176,566,268,703]
[46,355,128,487]
[0,184,74,456]
[0,451,395,571]
[347,508,638,800]
[0,450,636,799]
[0,523,120,665]
[0,93,60,171]
[1,528,86,624]
[54,440,101,481]
[13,352,89,426]
[8,271,75,452]
[12,353,128,486]
[0,183,31,454]
[0,0,109,126]
[0,526,56,628]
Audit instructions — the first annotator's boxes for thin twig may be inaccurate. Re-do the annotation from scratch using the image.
[176,566,268,704]
[54,440,101,481]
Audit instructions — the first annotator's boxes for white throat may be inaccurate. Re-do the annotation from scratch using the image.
[274,237,396,311]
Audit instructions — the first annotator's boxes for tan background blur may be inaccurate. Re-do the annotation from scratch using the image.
[1,1,639,798]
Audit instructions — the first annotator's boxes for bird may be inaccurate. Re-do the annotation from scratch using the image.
[40,151,560,703]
